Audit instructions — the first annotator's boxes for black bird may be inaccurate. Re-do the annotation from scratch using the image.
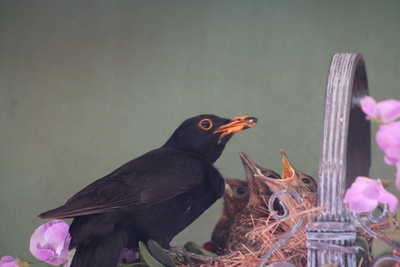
[225,152,281,254]
[39,114,257,267]
[210,177,249,254]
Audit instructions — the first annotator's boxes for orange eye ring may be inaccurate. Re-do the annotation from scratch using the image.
[198,118,213,130]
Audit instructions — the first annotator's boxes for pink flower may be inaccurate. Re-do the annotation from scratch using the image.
[344,176,398,213]
[29,220,71,266]
[0,256,18,267]
[119,248,138,264]
[376,122,400,164]
[360,96,400,123]
[376,121,400,189]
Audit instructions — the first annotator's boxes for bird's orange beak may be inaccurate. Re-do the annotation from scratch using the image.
[281,150,295,180]
[214,116,257,139]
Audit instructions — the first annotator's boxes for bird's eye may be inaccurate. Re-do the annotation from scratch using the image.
[301,178,311,184]
[261,170,276,178]
[199,119,213,130]
[236,187,246,195]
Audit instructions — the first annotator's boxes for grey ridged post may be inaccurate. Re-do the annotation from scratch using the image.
[306,53,371,266]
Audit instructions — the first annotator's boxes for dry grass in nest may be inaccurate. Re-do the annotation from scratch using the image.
[217,202,324,267]
[171,206,399,267]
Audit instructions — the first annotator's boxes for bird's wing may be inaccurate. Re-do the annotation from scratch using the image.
[39,149,209,219]
[39,174,143,218]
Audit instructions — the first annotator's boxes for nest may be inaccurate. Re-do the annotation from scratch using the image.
[163,199,323,267]
[217,202,324,267]
[141,199,397,266]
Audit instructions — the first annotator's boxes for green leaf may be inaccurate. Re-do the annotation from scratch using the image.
[183,241,216,256]
[371,238,392,261]
[67,248,76,264]
[181,246,194,266]
[355,236,370,264]
[371,228,400,266]
[147,240,176,267]
[139,241,165,267]
[381,228,400,243]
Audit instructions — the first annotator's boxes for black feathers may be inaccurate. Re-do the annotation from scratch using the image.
[39,114,257,267]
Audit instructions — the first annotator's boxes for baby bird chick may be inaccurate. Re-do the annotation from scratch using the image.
[262,150,317,212]
[210,177,249,254]
[225,152,281,254]
[225,151,318,257]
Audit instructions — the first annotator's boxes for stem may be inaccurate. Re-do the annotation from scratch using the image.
[396,190,400,229]
[15,253,45,267]
[29,261,46,266]
[389,211,395,229]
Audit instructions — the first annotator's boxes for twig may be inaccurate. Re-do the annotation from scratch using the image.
[166,247,234,265]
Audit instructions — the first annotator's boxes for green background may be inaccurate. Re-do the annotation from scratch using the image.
[1,0,400,264]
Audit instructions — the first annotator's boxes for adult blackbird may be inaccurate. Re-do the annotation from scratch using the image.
[225,152,281,254]
[210,177,249,254]
[39,114,257,267]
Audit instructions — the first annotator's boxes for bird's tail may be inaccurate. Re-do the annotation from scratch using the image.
[70,227,128,267]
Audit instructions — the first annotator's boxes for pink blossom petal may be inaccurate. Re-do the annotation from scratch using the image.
[55,249,71,266]
[384,146,400,164]
[30,223,49,248]
[361,181,380,198]
[376,179,398,213]
[0,256,17,263]
[396,162,400,191]
[376,122,400,149]
[345,195,378,213]
[30,220,71,266]
[44,222,70,255]
[0,256,18,267]
[360,96,378,118]
[376,122,400,165]
[384,154,398,165]
[344,176,398,213]
[344,177,379,212]
[377,99,400,123]
[36,247,55,261]
[119,248,138,264]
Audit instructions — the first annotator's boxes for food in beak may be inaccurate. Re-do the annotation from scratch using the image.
[214,116,257,139]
